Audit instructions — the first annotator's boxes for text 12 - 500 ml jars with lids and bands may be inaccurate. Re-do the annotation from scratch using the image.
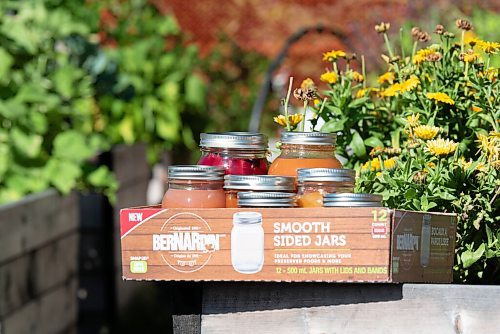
[224,175,295,208]
[323,193,383,207]
[162,165,225,208]
[238,192,296,208]
[198,132,269,175]
[296,168,356,208]
[231,212,264,274]
[268,132,342,178]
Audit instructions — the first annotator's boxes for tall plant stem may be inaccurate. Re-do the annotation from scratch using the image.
[301,101,308,132]
[383,33,394,58]
[361,55,366,88]
[460,30,465,54]
[284,77,294,131]
[399,28,405,59]
[411,41,418,58]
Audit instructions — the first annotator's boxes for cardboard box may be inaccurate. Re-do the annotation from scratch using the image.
[120,207,456,283]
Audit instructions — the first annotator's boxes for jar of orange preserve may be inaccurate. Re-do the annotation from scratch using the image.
[224,175,295,208]
[296,168,355,207]
[268,132,342,178]
[162,165,225,208]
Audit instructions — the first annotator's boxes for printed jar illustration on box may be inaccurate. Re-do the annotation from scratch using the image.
[231,212,264,274]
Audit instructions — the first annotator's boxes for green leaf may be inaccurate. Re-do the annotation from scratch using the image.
[321,118,346,133]
[52,65,82,99]
[87,166,118,189]
[185,74,206,110]
[325,105,342,115]
[10,127,42,158]
[0,145,10,181]
[364,136,384,148]
[404,188,417,200]
[119,116,136,144]
[349,131,367,158]
[0,47,14,77]
[347,97,369,109]
[45,159,81,194]
[53,131,95,163]
[461,244,485,268]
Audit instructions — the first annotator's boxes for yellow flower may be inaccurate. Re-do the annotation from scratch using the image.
[462,52,480,63]
[383,157,397,170]
[477,133,499,162]
[414,125,441,140]
[361,158,381,172]
[320,71,338,84]
[458,157,489,173]
[426,92,455,105]
[489,131,500,138]
[376,172,382,177]
[406,114,421,127]
[427,162,436,169]
[425,138,458,156]
[313,99,321,107]
[480,68,499,81]
[322,50,346,62]
[356,88,369,98]
[477,40,500,54]
[273,114,303,128]
[378,72,395,84]
[300,78,316,91]
[381,83,402,97]
[399,76,420,93]
[464,32,478,46]
[352,71,364,83]
[412,48,434,65]
[472,105,483,113]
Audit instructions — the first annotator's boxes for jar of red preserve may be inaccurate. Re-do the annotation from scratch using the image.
[198,132,269,175]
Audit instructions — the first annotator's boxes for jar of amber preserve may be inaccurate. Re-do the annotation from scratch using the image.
[224,175,295,208]
[296,168,355,207]
[198,132,269,175]
[162,165,225,208]
[268,132,342,178]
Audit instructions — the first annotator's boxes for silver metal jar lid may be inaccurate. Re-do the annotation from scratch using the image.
[238,192,296,207]
[280,131,336,145]
[224,175,295,191]
[323,193,383,207]
[233,212,262,224]
[200,132,268,149]
[297,168,355,182]
[167,165,225,181]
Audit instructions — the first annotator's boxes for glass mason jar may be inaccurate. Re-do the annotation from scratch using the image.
[238,191,296,208]
[198,132,269,175]
[268,132,342,178]
[323,193,383,207]
[162,165,226,208]
[296,168,355,208]
[224,175,295,208]
[231,212,265,274]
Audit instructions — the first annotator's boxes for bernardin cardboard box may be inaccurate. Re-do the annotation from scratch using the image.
[120,207,456,283]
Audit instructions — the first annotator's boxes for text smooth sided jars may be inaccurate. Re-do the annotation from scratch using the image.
[296,168,355,208]
[231,212,265,274]
[162,165,225,208]
[238,192,296,208]
[198,132,269,175]
[268,132,342,178]
[224,175,295,208]
[323,193,383,207]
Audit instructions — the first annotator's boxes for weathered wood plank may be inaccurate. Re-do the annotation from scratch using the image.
[173,314,201,334]
[0,233,78,317]
[0,190,79,264]
[1,278,78,334]
[112,144,150,187]
[201,284,500,334]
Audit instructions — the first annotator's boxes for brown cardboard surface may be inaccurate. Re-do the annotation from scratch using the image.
[119,207,456,283]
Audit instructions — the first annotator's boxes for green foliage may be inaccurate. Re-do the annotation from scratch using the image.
[88,0,208,163]
[310,17,499,283]
[0,1,117,204]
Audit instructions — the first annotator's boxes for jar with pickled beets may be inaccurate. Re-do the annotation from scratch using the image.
[268,132,342,178]
[198,132,269,175]
[224,175,295,208]
[162,165,225,208]
[296,168,355,207]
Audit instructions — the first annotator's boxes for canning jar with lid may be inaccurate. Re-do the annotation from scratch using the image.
[268,132,342,178]
[296,168,355,207]
[198,132,269,175]
[238,192,296,208]
[162,165,225,208]
[224,175,295,208]
[323,193,383,207]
